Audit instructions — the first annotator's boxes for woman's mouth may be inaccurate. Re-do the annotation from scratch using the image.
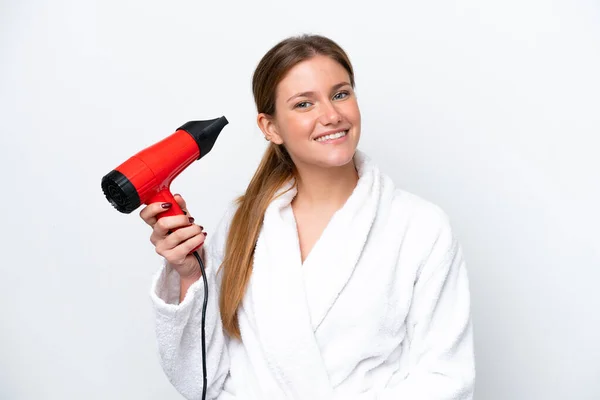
[314,130,348,143]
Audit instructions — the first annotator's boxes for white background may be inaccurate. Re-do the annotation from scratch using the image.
[1,0,599,399]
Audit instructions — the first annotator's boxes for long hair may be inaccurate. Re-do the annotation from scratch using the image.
[219,34,356,339]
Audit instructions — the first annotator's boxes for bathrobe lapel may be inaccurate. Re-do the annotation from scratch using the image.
[302,151,381,331]
[247,151,380,398]
[250,182,334,399]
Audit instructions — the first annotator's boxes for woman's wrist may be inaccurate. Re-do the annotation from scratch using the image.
[178,266,202,303]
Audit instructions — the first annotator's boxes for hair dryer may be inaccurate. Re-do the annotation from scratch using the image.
[101,116,227,400]
[101,116,228,222]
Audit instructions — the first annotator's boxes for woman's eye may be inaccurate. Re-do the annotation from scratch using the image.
[333,91,349,100]
[295,101,310,109]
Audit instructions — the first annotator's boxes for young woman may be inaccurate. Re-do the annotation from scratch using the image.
[141,34,475,400]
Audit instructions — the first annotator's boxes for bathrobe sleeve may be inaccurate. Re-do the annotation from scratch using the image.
[359,209,475,400]
[150,203,237,400]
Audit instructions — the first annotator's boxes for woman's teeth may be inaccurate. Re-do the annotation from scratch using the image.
[315,130,348,142]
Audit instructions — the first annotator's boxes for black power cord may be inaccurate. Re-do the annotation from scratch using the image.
[192,250,208,400]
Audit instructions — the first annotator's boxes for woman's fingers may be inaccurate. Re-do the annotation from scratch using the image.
[161,230,207,263]
[154,223,206,258]
[139,202,173,227]
[140,194,191,226]
[161,223,204,249]
[139,193,207,274]
[173,194,188,215]
[152,214,193,237]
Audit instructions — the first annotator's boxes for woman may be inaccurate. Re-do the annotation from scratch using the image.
[141,34,475,400]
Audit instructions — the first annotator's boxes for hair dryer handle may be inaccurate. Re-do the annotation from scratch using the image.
[148,189,184,217]
[148,188,202,253]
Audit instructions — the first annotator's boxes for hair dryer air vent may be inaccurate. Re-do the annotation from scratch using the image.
[102,170,141,213]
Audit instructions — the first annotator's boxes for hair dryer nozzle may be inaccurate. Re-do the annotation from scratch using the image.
[101,170,141,213]
[178,116,228,159]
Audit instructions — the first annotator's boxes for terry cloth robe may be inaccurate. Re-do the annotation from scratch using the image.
[150,150,475,400]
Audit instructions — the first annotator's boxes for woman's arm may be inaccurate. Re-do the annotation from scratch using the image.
[151,256,230,400]
[150,204,237,400]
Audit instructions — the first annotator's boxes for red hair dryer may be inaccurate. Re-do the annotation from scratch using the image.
[101,116,228,223]
[102,117,227,399]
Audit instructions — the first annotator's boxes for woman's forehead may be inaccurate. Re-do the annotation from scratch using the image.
[277,56,350,98]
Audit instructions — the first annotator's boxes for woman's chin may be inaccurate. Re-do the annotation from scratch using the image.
[289,138,359,170]
[315,146,357,169]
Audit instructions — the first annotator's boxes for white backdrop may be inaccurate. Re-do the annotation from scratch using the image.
[1,0,599,399]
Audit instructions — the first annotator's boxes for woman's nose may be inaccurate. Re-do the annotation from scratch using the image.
[319,101,342,125]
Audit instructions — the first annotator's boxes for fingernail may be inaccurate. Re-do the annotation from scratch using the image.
[189,217,195,223]
[161,203,172,209]
[199,225,204,230]
[203,232,207,236]
[183,210,187,215]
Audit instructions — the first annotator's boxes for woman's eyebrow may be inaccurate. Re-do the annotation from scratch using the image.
[286,82,352,103]
[330,82,351,92]
[287,91,315,103]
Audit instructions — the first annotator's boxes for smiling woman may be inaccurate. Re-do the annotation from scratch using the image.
[258,55,360,170]
[144,34,475,400]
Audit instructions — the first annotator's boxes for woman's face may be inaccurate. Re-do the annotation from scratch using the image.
[259,55,361,170]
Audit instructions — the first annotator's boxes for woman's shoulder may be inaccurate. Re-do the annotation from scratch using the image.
[388,186,456,247]
[364,152,456,244]
[393,188,449,222]
[363,152,451,231]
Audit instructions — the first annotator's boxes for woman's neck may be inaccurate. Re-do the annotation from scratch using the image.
[292,159,359,212]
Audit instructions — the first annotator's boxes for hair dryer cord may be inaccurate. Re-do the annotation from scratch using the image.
[192,250,208,400]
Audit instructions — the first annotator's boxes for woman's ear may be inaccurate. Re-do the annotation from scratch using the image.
[257,113,284,144]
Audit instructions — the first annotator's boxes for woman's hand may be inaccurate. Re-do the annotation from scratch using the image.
[140,194,207,279]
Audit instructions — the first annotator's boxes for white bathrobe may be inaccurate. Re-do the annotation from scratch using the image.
[151,150,475,400]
